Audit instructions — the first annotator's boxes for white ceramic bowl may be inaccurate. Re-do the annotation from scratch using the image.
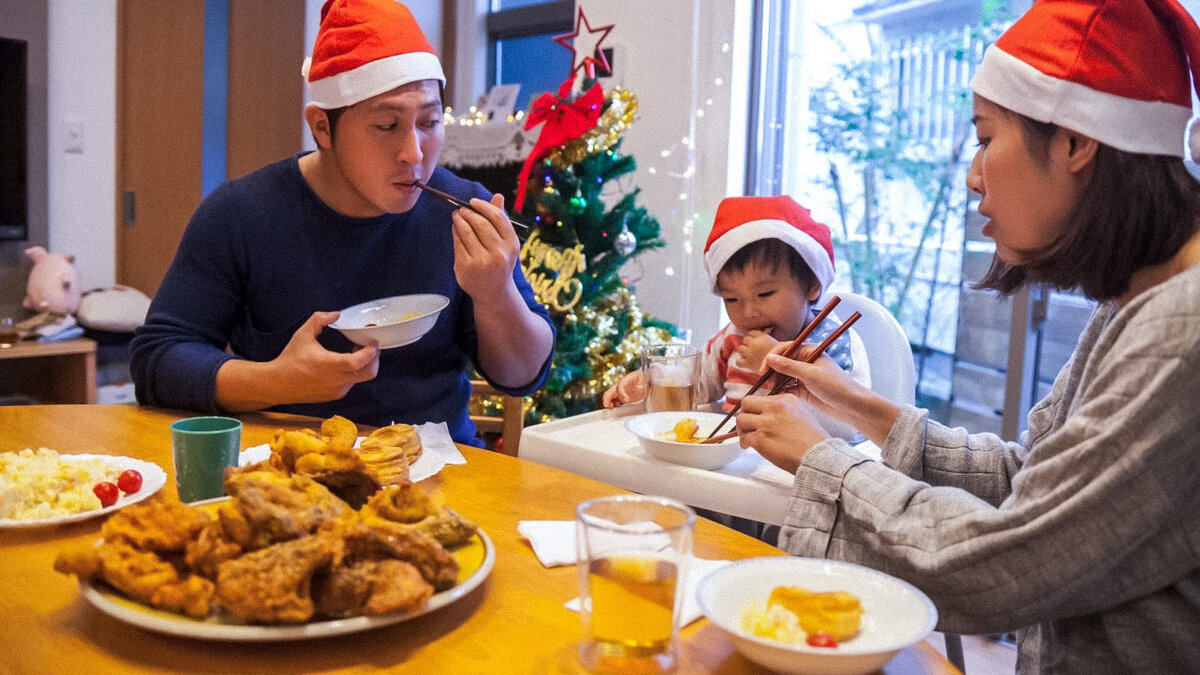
[331,294,448,349]
[696,556,938,675]
[623,411,744,470]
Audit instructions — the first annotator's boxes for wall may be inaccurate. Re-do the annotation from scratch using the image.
[0,0,49,318]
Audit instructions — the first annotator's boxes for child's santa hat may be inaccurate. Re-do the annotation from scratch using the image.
[703,196,835,292]
[971,0,1200,159]
[302,0,445,110]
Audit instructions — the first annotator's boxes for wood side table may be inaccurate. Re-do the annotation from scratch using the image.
[0,338,97,404]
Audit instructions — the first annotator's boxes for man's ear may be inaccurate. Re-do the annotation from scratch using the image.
[304,104,332,149]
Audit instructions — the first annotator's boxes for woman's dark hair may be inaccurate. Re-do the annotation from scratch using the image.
[975,112,1200,300]
[720,238,820,294]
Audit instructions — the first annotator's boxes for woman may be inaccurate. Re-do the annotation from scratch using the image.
[735,0,1200,671]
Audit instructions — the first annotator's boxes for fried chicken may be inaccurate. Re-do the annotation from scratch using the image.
[100,492,212,553]
[313,558,433,618]
[223,466,354,550]
[56,539,215,618]
[351,521,460,591]
[185,518,244,579]
[361,483,479,548]
[215,532,340,624]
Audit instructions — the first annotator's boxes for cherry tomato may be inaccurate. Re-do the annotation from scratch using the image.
[117,469,143,494]
[806,633,839,648]
[93,481,119,507]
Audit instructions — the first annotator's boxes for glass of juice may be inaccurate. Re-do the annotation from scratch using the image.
[641,344,700,412]
[575,494,696,673]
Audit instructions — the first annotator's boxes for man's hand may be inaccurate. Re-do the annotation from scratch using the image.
[451,193,520,302]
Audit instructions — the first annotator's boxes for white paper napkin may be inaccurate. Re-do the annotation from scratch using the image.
[238,421,465,482]
[518,519,673,568]
[564,556,732,627]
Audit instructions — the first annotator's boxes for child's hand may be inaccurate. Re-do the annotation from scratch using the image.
[736,330,779,372]
[602,370,648,408]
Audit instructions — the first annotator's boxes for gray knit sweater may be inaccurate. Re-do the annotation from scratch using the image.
[778,263,1200,674]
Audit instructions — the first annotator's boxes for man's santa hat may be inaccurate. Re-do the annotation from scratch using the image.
[971,0,1200,159]
[703,195,835,292]
[302,0,445,110]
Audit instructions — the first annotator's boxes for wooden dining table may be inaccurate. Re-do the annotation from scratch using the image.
[0,405,958,674]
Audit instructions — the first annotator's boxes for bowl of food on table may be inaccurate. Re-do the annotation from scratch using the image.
[331,293,448,349]
[623,410,744,470]
[696,556,938,675]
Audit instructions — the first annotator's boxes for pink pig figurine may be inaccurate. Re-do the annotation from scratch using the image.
[22,246,82,315]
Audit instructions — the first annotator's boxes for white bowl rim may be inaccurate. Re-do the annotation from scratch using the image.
[696,556,939,656]
[331,294,449,330]
[623,411,740,448]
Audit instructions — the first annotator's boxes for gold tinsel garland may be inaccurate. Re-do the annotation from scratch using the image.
[545,88,638,169]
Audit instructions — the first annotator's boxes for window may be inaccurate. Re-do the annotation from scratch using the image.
[485,0,573,111]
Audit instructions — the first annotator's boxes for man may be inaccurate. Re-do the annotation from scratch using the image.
[131,0,555,445]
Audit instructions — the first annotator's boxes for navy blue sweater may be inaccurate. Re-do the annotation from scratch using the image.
[131,154,553,445]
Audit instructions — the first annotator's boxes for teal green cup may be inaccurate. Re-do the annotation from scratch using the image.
[170,416,242,503]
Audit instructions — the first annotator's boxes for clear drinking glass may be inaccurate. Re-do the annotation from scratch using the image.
[640,344,699,412]
[576,495,696,673]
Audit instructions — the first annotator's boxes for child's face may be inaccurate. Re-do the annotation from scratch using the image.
[966,95,1081,264]
[716,261,820,340]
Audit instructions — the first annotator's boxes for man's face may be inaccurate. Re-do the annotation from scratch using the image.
[322,80,444,217]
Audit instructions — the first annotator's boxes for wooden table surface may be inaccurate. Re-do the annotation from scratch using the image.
[0,405,958,674]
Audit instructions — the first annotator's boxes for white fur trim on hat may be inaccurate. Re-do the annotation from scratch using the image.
[704,218,835,294]
[304,51,444,109]
[972,46,1192,158]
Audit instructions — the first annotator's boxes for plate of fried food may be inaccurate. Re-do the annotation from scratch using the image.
[54,416,492,641]
[0,448,166,529]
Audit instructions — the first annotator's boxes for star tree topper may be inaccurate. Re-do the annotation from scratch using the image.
[552,7,614,82]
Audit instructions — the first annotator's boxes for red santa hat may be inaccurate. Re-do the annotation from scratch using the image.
[302,0,445,109]
[971,0,1200,159]
[703,195,835,292]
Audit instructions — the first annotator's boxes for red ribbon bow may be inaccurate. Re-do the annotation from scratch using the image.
[514,76,604,212]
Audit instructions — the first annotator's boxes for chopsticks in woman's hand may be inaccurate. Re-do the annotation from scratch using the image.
[700,309,862,445]
[413,180,531,231]
[703,296,842,440]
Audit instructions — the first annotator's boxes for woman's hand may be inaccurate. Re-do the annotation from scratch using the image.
[736,393,829,474]
[736,330,778,372]
[452,194,521,303]
[602,370,648,408]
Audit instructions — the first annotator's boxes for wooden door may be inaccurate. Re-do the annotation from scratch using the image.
[116,0,205,297]
[116,1,304,297]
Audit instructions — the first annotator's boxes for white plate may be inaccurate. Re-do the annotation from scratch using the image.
[80,527,496,641]
[0,454,167,529]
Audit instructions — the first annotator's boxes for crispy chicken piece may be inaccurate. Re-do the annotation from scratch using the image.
[185,518,244,579]
[360,483,479,548]
[313,558,433,618]
[215,532,340,624]
[100,493,212,553]
[408,507,479,549]
[351,521,460,591]
[223,467,354,550]
[55,539,215,618]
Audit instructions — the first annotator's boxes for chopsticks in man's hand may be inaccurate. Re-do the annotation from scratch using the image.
[413,180,531,231]
[703,296,842,440]
[700,308,862,444]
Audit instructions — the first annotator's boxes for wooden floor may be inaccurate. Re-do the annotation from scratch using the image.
[930,633,1018,674]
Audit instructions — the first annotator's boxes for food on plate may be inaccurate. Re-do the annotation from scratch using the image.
[0,447,123,520]
[358,423,423,486]
[363,311,421,327]
[93,482,119,507]
[658,418,703,443]
[741,586,864,645]
[117,469,143,494]
[54,416,474,625]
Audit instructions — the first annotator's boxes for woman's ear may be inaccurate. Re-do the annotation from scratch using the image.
[1057,127,1100,174]
[304,104,332,149]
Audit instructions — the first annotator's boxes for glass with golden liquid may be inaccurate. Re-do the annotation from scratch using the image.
[576,495,695,673]
[641,344,700,413]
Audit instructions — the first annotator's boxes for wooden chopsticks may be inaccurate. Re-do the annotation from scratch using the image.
[700,308,862,444]
[703,296,842,440]
[413,180,531,231]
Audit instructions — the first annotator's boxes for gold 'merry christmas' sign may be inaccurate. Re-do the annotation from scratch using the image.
[520,230,586,312]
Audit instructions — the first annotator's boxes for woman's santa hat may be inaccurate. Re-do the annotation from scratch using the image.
[302,0,445,109]
[703,195,835,292]
[971,0,1200,159]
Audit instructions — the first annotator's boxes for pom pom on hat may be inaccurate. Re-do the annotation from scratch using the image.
[302,0,445,109]
[704,196,835,293]
[971,0,1200,159]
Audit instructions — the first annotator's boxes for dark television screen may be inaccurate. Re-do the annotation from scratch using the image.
[0,37,27,241]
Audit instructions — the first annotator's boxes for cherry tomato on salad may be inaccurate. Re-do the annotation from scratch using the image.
[93,481,119,507]
[806,633,839,648]
[117,469,143,494]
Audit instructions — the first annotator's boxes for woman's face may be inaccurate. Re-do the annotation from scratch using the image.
[716,261,819,341]
[966,95,1083,264]
[320,80,445,217]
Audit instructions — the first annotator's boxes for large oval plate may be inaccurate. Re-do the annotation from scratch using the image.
[80,527,495,641]
[0,454,167,529]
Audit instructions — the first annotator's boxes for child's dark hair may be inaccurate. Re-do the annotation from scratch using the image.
[976,110,1200,301]
[720,238,820,292]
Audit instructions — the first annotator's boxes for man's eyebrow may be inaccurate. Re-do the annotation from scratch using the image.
[371,100,441,113]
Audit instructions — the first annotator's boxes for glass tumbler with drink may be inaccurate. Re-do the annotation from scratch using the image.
[641,344,699,413]
[575,495,696,673]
